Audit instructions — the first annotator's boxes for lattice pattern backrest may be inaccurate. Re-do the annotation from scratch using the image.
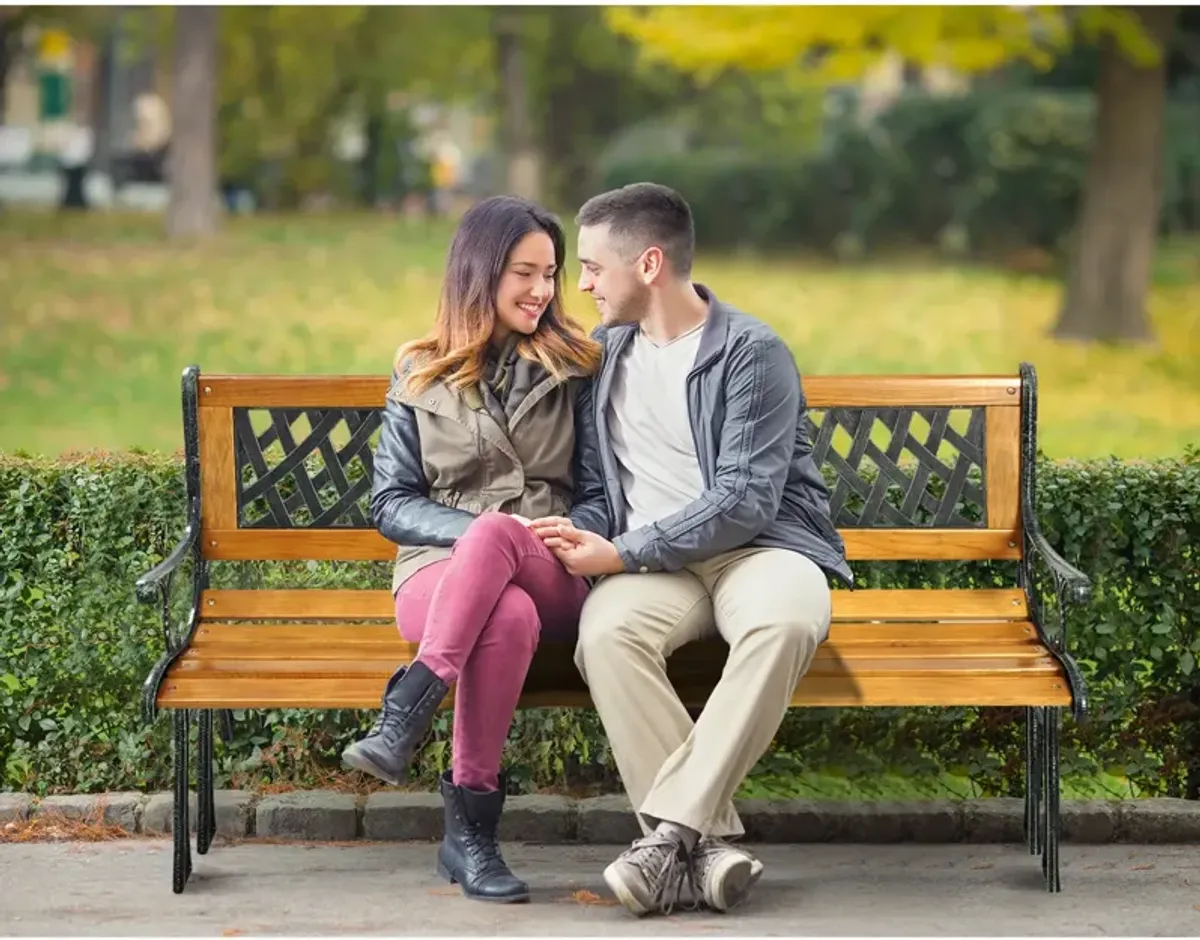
[192,373,1025,563]
[223,403,994,531]
[808,406,987,528]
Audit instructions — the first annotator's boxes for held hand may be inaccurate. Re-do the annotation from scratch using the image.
[528,516,574,547]
[529,517,625,578]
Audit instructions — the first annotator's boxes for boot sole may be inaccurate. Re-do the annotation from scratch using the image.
[706,855,756,913]
[602,863,653,917]
[340,748,403,787]
[437,859,530,904]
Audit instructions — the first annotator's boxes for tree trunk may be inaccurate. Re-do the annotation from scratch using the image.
[492,9,541,203]
[90,27,116,179]
[360,110,383,209]
[1054,6,1179,343]
[166,6,220,241]
[0,10,26,125]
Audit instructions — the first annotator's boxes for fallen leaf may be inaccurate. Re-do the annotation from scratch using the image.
[570,889,619,907]
[221,930,246,937]
[1132,864,1156,871]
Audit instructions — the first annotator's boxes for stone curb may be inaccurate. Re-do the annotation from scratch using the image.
[5,792,1200,844]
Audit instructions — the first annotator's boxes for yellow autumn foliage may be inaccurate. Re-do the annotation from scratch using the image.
[605,6,1164,83]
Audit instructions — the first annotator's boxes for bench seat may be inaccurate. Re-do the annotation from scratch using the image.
[157,588,1070,711]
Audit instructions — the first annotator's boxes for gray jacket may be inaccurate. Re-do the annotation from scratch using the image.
[594,285,854,588]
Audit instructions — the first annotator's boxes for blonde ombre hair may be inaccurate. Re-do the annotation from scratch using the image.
[397,196,600,393]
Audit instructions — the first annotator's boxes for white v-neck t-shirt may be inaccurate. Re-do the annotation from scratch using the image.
[606,324,706,532]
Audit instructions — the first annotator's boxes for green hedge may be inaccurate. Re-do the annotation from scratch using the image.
[1,449,1197,798]
[598,89,1200,256]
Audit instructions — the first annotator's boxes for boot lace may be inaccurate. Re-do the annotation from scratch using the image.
[458,813,506,870]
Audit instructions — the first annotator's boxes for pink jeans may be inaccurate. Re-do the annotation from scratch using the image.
[395,512,589,791]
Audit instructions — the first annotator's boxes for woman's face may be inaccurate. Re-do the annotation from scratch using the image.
[493,231,558,343]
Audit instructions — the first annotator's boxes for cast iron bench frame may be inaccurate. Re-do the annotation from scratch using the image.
[136,363,1090,896]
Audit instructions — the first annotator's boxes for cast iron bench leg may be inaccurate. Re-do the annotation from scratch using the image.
[1042,706,1062,892]
[196,709,216,856]
[172,709,193,895]
[1024,706,1043,857]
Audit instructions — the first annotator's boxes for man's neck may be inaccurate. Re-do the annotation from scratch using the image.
[639,281,709,346]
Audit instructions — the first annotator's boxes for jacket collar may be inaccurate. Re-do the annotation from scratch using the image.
[690,283,730,375]
[389,353,581,465]
[603,282,730,376]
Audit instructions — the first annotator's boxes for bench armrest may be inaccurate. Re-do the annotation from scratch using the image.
[1021,503,1093,654]
[1025,518,1093,609]
[135,497,201,604]
[137,496,205,724]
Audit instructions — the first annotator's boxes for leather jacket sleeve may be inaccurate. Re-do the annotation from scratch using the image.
[370,384,475,547]
[612,333,799,572]
[567,378,612,540]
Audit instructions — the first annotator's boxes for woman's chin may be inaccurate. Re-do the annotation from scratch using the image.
[506,318,541,336]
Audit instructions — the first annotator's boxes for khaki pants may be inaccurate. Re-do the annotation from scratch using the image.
[575,547,832,839]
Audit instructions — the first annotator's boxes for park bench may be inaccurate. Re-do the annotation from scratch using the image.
[136,363,1090,897]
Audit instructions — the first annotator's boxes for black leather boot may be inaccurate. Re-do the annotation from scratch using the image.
[436,770,530,903]
[341,661,449,785]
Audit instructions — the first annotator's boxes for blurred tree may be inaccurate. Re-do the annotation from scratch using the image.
[492,7,539,202]
[0,7,29,123]
[524,6,691,210]
[606,5,1178,344]
[215,6,490,209]
[166,5,219,240]
[1054,6,1179,342]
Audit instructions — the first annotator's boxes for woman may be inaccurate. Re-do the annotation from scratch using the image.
[341,195,608,904]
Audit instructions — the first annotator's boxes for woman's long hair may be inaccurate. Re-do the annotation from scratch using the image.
[397,196,601,394]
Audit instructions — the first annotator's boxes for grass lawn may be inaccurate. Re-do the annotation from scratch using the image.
[1,210,1197,459]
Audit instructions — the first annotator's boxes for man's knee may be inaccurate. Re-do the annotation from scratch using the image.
[730,602,829,658]
[573,580,654,677]
[575,597,631,662]
[762,614,826,652]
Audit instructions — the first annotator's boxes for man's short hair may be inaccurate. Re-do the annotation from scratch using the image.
[576,182,695,278]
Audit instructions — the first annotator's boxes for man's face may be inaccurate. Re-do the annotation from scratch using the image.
[576,223,650,327]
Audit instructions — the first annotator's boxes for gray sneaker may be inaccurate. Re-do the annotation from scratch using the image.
[692,837,762,912]
[602,831,699,917]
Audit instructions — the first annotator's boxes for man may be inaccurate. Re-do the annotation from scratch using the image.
[531,182,853,917]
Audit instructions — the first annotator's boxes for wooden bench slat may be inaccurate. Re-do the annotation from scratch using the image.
[156,673,1071,710]
[188,622,1038,653]
[197,374,1024,409]
[201,527,1022,562]
[173,655,1059,678]
[200,588,1030,622]
[161,618,1069,710]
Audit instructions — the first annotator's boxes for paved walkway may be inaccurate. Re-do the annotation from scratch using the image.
[1,840,1197,935]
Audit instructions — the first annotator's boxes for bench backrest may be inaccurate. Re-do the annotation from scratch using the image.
[181,365,1037,565]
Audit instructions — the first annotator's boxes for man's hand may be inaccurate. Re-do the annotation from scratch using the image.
[529,517,625,578]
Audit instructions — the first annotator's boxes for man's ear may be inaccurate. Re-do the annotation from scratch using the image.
[637,246,665,285]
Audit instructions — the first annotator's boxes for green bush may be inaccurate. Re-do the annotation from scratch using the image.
[598,89,1200,256]
[1,449,1197,798]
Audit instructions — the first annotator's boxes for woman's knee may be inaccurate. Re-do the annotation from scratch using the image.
[480,584,541,660]
[461,511,530,549]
